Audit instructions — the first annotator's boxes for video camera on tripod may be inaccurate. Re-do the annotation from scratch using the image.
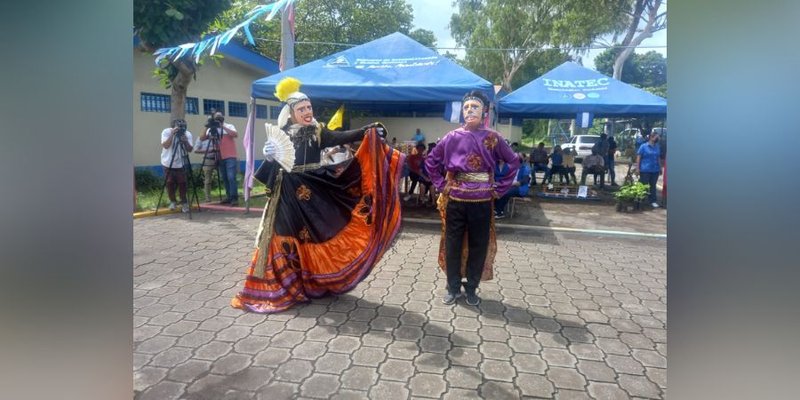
[204,109,225,139]
[174,120,188,138]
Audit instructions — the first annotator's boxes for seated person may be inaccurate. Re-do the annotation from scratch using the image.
[562,148,577,185]
[529,142,550,185]
[495,157,511,183]
[546,145,567,184]
[580,149,606,187]
[404,143,432,202]
[495,154,532,219]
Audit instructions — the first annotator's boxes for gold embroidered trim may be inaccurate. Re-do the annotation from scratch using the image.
[447,195,493,203]
[466,153,483,171]
[450,187,493,192]
[298,227,312,242]
[292,163,321,173]
[253,170,284,278]
[483,134,498,150]
[455,172,490,182]
[296,185,312,201]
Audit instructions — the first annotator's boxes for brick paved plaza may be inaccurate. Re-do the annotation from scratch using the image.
[134,211,666,399]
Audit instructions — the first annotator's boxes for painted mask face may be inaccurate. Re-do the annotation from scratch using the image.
[291,100,314,126]
[462,99,484,126]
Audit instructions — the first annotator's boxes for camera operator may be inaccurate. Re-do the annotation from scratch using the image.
[200,111,239,206]
[160,119,194,212]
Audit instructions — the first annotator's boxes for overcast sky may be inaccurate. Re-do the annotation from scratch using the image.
[405,0,667,71]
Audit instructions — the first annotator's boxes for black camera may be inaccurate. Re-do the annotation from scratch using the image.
[175,120,187,136]
[205,116,220,130]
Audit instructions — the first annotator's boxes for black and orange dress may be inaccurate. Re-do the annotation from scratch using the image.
[232,122,404,313]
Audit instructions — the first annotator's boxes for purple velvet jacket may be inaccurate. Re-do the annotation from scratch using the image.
[426,127,520,202]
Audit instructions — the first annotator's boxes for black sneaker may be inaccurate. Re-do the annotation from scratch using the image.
[220,199,231,204]
[442,291,461,305]
[465,293,481,306]
[229,201,239,207]
[495,212,506,220]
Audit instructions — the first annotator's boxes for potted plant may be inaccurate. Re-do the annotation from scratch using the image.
[614,182,649,212]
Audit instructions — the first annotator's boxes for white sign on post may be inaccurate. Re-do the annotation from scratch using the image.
[577,185,588,198]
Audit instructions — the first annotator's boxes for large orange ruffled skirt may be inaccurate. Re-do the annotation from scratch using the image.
[232,130,404,313]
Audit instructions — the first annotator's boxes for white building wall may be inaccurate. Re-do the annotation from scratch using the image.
[133,49,280,168]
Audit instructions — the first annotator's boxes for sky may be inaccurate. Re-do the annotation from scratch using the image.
[405,0,667,71]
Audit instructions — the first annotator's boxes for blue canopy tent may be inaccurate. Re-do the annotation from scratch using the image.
[497,61,666,119]
[250,32,494,111]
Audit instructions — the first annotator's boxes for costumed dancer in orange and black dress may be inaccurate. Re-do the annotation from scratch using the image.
[232,78,405,313]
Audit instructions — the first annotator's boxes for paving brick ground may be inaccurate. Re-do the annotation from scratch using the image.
[134,211,666,399]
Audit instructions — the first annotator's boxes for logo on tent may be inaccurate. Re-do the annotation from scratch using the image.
[325,56,351,68]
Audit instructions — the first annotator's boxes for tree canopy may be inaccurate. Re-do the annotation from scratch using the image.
[595,48,666,97]
[134,0,232,120]
[214,0,433,65]
[450,0,629,91]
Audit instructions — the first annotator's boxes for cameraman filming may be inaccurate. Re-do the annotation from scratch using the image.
[160,119,194,212]
[200,111,239,206]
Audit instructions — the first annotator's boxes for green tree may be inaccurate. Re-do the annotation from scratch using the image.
[595,48,666,97]
[635,50,666,87]
[450,0,628,91]
[134,0,232,121]
[595,47,637,83]
[408,28,437,48]
[215,0,421,65]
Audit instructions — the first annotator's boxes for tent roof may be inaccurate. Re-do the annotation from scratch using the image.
[497,61,666,118]
[251,32,493,104]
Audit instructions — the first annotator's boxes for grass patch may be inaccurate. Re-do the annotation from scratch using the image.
[134,172,271,211]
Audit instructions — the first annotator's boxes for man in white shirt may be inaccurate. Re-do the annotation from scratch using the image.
[160,119,194,212]
[580,149,606,187]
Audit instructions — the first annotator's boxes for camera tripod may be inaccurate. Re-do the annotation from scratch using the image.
[155,130,201,219]
[191,126,225,206]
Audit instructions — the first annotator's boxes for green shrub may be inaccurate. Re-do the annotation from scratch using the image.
[135,168,163,192]
[614,182,650,202]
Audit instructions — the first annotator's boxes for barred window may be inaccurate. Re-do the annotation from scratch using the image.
[141,93,200,115]
[270,106,282,119]
[255,104,268,119]
[228,101,248,117]
[203,99,225,115]
[185,97,199,115]
[140,92,171,113]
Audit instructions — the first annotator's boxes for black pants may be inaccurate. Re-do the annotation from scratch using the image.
[640,171,660,203]
[580,166,606,186]
[445,200,492,295]
[408,171,431,195]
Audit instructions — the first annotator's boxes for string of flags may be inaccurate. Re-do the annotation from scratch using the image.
[153,0,296,66]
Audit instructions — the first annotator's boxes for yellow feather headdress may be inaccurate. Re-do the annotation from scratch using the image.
[274,77,302,102]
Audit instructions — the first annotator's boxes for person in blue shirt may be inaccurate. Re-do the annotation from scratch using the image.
[636,130,663,208]
[495,154,532,219]
[545,145,567,184]
[412,128,425,145]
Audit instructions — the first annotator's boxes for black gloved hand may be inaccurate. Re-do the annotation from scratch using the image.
[360,122,387,138]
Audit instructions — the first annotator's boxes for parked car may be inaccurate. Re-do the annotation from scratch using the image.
[616,127,666,156]
[561,135,601,161]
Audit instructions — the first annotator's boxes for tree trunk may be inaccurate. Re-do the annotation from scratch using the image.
[169,61,194,122]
